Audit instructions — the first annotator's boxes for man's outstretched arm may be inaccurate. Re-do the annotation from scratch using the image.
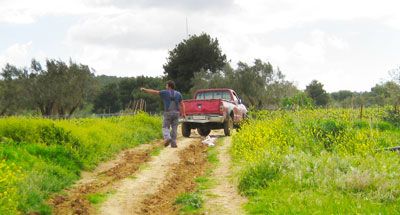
[140,87,160,95]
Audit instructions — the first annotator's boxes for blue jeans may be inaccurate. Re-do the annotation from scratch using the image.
[162,111,180,146]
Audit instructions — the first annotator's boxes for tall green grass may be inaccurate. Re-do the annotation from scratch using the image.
[0,113,161,214]
[232,108,400,214]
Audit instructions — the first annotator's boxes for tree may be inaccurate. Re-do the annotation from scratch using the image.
[331,90,354,102]
[190,59,298,109]
[0,64,30,115]
[92,76,164,114]
[163,33,226,93]
[30,59,97,116]
[305,80,329,106]
[93,83,121,113]
[281,92,314,110]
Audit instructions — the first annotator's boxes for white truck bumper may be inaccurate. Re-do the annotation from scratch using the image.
[180,115,225,124]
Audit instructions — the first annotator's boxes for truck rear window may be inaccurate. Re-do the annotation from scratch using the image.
[195,91,231,100]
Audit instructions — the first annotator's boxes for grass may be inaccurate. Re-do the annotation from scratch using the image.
[232,108,400,214]
[150,145,162,156]
[86,192,110,205]
[0,113,162,214]
[206,140,219,164]
[175,193,203,213]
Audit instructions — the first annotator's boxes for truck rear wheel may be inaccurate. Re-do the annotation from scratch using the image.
[182,123,191,137]
[223,116,233,136]
[197,128,211,136]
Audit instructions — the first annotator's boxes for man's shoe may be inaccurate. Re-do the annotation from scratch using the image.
[164,139,172,147]
[171,144,177,148]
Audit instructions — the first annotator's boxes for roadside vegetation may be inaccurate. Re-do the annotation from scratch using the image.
[0,113,161,214]
[231,108,400,214]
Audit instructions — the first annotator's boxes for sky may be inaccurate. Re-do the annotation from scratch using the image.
[0,0,399,92]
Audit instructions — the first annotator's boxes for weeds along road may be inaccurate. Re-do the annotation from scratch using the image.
[50,130,246,215]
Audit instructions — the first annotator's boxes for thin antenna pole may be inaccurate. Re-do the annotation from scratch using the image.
[186,17,189,38]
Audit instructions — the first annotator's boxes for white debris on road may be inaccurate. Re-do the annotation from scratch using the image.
[202,135,216,147]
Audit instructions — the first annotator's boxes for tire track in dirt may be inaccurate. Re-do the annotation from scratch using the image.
[203,137,246,215]
[99,136,208,215]
[49,141,163,215]
[138,141,208,215]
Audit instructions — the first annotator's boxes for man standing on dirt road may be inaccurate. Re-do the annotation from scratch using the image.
[140,80,186,148]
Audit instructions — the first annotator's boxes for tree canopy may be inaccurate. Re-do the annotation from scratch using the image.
[191,59,298,109]
[305,80,329,106]
[0,59,96,117]
[163,33,226,93]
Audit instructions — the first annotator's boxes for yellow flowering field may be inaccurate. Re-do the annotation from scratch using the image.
[232,108,400,214]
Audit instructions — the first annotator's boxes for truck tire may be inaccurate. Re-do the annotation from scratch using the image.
[182,123,191,137]
[197,128,211,136]
[223,116,233,136]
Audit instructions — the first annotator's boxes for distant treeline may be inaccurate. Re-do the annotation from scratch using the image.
[0,59,166,116]
[1,58,398,117]
[0,33,399,116]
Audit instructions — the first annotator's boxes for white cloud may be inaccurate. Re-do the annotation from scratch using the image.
[1,0,400,92]
[85,0,235,11]
[0,0,121,24]
[66,9,187,50]
[0,42,33,67]
[71,44,166,77]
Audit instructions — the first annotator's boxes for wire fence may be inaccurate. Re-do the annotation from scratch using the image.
[17,99,161,119]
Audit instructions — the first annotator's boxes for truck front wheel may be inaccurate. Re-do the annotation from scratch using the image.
[182,123,191,137]
[197,128,211,136]
[223,117,233,136]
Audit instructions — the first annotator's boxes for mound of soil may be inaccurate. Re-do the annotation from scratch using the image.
[139,143,208,215]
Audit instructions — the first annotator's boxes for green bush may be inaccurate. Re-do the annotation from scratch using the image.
[238,161,280,196]
[373,121,394,131]
[352,120,369,129]
[383,109,400,127]
[175,193,203,211]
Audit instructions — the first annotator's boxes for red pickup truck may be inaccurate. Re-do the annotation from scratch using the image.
[181,88,247,137]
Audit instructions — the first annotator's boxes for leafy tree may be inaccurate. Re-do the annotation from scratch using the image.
[30,59,96,116]
[0,64,30,115]
[191,59,297,109]
[305,80,329,106]
[163,33,226,93]
[331,90,354,102]
[281,92,314,110]
[93,83,121,113]
[93,76,164,114]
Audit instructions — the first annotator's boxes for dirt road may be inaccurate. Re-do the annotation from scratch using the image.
[203,137,246,214]
[99,137,207,215]
[50,132,246,215]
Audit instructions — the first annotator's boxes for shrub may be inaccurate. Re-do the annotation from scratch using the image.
[383,109,400,127]
[238,161,280,196]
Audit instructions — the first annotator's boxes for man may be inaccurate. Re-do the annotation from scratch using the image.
[140,80,185,148]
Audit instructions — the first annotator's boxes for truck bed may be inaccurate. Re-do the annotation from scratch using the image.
[183,99,224,115]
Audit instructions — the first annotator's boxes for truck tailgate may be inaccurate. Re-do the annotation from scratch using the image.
[183,99,222,115]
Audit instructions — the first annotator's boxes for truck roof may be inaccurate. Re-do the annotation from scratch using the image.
[194,88,233,93]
